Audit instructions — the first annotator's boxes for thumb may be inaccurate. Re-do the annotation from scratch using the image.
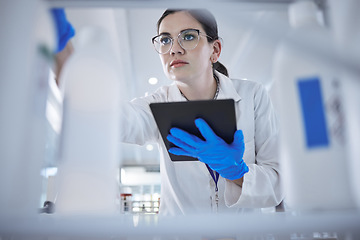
[233,130,244,147]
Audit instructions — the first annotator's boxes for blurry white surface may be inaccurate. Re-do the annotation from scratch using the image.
[1,210,360,239]
[0,0,56,216]
[272,0,356,210]
[328,0,360,209]
[55,26,121,215]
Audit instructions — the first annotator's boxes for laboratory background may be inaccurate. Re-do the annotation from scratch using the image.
[1,0,360,239]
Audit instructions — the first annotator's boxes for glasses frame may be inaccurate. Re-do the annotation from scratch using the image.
[151,29,213,54]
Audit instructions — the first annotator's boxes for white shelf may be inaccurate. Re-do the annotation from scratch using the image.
[1,210,359,239]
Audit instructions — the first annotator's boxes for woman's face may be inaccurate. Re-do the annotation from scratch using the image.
[158,11,216,83]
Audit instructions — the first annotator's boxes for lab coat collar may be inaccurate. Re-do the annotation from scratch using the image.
[166,70,242,102]
[215,71,242,102]
[167,82,186,102]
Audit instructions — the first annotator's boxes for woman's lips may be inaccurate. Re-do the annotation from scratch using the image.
[170,60,188,68]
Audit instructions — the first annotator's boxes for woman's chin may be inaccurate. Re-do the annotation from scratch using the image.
[168,72,189,82]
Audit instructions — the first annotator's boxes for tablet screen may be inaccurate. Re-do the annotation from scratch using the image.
[150,99,237,161]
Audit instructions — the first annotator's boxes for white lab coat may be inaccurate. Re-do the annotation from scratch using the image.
[120,71,283,215]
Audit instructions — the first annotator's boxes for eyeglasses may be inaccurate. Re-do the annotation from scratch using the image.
[152,29,212,54]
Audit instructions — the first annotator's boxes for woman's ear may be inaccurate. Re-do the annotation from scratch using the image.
[211,39,222,63]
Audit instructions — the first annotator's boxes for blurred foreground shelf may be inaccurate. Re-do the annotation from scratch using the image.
[0,210,360,239]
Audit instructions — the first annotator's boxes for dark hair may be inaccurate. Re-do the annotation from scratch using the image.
[157,9,229,77]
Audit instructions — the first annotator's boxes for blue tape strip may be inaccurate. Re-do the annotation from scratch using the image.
[297,77,329,148]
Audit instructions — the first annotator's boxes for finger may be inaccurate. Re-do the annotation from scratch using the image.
[204,162,226,172]
[167,134,197,153]
[233,129,245,149]
[233,129,244,142]
[169,127,203,146]
[194,118,219,142]
[168,147,197,158]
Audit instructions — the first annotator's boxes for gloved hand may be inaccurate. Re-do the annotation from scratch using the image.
[167,118,249,180]
[50,8,75,53]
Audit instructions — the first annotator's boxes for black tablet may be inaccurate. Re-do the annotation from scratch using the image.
[150,99,237,161]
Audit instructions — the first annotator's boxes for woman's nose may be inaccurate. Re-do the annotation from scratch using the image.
[170,39,184,55]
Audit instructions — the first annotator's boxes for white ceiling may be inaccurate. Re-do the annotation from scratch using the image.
[55,2,294,166]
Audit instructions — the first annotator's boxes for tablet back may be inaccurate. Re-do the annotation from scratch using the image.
[150,99,236,161]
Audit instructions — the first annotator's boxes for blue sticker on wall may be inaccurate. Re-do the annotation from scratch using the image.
[297,77,329,148]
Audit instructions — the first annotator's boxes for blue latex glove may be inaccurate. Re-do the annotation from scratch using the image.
[50,8,75,53]
[167,118,249,180]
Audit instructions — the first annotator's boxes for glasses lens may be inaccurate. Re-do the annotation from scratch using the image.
[179,29,199,50]
[152,29,200,54]
[153,35,172,54]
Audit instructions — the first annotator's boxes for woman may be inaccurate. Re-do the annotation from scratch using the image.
[119,9,283,215]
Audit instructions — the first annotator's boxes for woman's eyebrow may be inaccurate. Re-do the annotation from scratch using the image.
[158,31,171,36]
[181,28,197,32]
[159,28,198,36]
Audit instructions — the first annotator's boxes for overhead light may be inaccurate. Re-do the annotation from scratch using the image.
[148,77,158,85]
[146,144,154,151]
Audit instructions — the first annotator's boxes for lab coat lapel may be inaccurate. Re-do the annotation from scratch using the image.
[215,71,242,103]
[167,82,186,102]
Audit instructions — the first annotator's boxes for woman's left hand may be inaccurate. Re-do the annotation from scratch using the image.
[50,8,75,53]
[167,118,249,180]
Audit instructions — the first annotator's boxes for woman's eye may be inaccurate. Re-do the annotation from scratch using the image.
[183,34,195,41]
[160,37,171,45]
